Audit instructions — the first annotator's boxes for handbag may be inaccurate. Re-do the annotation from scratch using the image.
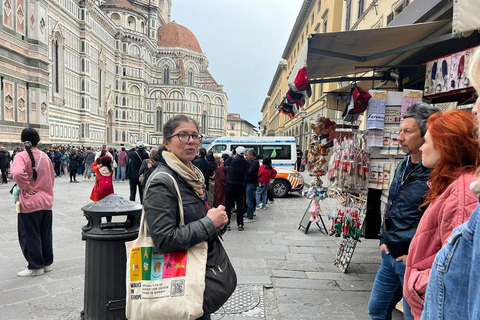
[125,171,208,320]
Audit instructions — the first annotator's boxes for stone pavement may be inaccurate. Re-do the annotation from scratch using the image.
[0,174,403,320]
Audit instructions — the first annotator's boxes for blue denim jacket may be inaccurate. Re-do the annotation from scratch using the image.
[421,202,480,320]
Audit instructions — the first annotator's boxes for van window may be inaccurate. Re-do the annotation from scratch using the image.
[262,145,291,160]
[232,145,261,158]
[210,144,227,154]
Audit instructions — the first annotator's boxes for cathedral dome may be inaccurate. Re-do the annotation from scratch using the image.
[157,21,202,53]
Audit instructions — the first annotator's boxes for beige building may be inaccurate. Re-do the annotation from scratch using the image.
[0,0,227,148]
[261,0,344,151]
[226,113,257,137]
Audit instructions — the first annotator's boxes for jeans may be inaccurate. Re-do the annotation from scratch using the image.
[83,165,93,179]
[116,166,126,181]
[245,183,257,219]
[256,184,268,208]
[368,251,414,320]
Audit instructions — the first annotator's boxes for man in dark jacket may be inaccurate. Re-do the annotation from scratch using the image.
[128,141,149,203]
[193,148,210,191]
[224,146,250,231]
[244,149,259,222]
[53,147,62,177]
[83,147,95,181]
[0,146,11,184]
[368,103,439,320]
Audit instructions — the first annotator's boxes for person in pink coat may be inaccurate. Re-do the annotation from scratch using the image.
[404,110,480,319]
[10,128,55,277]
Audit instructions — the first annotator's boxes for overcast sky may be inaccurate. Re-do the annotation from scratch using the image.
[171,0,304,130]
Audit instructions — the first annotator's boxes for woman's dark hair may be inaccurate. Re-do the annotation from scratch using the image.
[100,156,113,173]
[21,128,40,181]
[221,153,230,162]
[263,156,273,169]
[155,146,166,161]
[163,115,200,142]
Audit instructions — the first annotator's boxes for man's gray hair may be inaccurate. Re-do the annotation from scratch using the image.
[403,102,440,137]
[246,149,256,157]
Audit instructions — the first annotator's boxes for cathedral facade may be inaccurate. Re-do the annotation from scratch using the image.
[0,0,227,147]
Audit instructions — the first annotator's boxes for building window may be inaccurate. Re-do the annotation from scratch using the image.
[156,109,163,132]
[163,68,170,84]
[317,0,321,13]
[187,71,193,86]
[202,113,208,134]
[345,1,351,30]
[54,40,59,93]
[358,0,364,18]
[322,10,329,33]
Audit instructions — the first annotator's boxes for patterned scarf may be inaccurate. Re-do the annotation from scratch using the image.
[162,151,205,200]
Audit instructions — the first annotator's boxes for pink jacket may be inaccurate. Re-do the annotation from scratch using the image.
[117,150,128,167]
[11,149,55,213]
[404,172,478,319]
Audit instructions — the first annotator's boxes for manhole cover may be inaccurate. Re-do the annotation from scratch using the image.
[213,285,265,318]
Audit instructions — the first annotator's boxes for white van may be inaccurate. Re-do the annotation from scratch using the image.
[207,136,297,169]
[207,136,304,197]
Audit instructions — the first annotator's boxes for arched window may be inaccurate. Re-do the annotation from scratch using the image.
[111,13,121,25]
[156,109,163,132]
[127,16,136,30]
[122,131,126,142]
[122,111,126,119]
[54,40,59,93]
[163,68,169,84]
[187,71,193,86]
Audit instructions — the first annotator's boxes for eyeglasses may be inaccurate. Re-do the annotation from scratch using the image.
[168,132,203,144]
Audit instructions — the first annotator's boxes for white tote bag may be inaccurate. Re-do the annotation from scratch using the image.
[125,171,208,320]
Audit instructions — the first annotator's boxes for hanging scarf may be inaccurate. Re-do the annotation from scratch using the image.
[162,151,205,200]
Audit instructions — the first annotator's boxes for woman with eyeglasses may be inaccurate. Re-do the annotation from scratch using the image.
[143,115,236,319]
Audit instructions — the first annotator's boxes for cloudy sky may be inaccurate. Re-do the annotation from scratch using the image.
[171,0,304,129]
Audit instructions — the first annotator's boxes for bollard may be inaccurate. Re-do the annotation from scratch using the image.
[81,194,142,320]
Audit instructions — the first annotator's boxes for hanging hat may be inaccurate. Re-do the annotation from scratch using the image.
[352,86,371,114]
[294,67,312,97]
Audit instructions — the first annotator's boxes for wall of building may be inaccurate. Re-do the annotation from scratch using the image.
[0,0,227,148]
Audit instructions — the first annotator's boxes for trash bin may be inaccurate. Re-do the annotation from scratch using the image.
[81,194,142,320]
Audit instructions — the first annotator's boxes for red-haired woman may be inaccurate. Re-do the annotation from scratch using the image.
[404,109,480,319]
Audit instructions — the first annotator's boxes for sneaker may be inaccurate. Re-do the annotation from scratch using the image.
[88,178,92,181]
[237,225,244,231]
[82,178,87,181]
[256,206,261,210]
[18,268,44,277]
[227,224,231,231]
[44,265,53,272]
[244,218,254,223]
[262,207,267,210]
[73,180,79,183]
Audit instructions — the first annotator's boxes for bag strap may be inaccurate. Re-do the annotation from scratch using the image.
[135,151,142,162]
[139,171,184,239]
[27,152,43,181]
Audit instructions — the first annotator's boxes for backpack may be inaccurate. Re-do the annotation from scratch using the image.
[97,172,113,196]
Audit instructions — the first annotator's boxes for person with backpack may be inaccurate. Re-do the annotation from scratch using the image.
[90,156,114,202]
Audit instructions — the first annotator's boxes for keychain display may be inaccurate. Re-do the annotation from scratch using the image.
[333,238,358,273]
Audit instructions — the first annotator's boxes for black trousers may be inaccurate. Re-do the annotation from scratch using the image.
[70,169,77,181]
[54,162,61,176]
[129,177,143,204]
[225,184,245,227]
[0,165,7,183]
[18,210,53,270]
